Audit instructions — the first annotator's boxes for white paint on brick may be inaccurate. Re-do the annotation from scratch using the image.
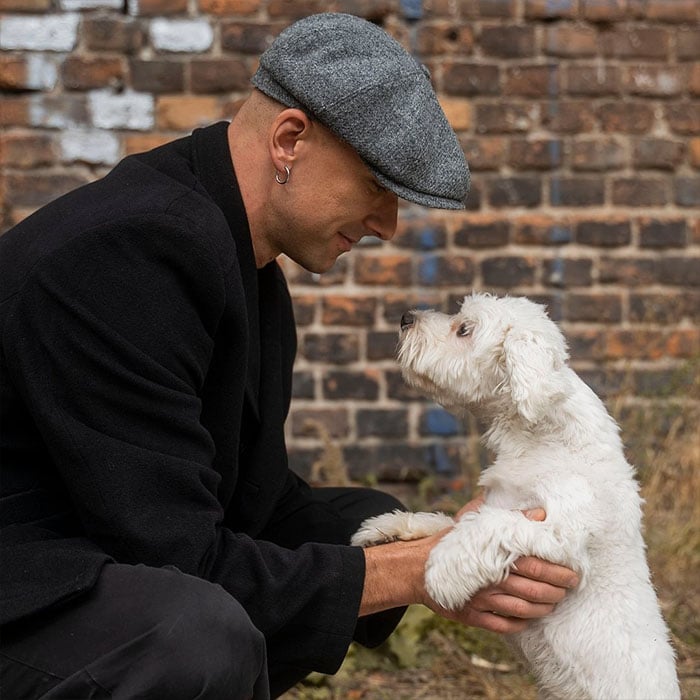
[60,130,121,165]
[29,95,87,130]
[88,89,154,131]
[26,54,59,90]
[59,0,122,8]
[150,19,213,53]
[0,14,79,52]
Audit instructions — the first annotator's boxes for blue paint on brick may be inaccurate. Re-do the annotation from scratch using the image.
[401,0,423,20]
[424,408,460,436]
[428,444,455,474]
[550,224,571,244]
[419,227,440,250]
[418,255,439,285]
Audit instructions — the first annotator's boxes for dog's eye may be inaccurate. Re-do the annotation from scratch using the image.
[457,323,473,337]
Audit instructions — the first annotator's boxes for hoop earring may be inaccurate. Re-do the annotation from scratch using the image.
[275,165,291,185]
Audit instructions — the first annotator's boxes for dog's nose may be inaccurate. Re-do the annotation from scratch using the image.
[400,312,415,331]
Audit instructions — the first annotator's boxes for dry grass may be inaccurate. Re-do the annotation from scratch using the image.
[283,368,700,700]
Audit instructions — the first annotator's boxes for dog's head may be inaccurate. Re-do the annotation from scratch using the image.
[397,293,570,424]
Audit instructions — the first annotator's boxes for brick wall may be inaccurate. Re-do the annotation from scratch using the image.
[1,0,698,488]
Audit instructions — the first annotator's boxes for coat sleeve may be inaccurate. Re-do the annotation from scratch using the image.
[4,214,365,674]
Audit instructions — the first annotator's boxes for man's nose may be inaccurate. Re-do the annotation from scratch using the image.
[365,191,399,241]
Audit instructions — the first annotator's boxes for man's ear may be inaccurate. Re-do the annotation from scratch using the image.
[502,328,569,424]
[269,108,311,171]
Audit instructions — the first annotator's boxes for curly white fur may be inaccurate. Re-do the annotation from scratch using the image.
[351,293,679,700]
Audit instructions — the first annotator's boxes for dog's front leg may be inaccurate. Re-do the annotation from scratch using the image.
[424,505,576,610]
[351,510,454,547]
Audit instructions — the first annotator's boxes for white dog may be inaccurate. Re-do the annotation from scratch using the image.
[352,293,679,700]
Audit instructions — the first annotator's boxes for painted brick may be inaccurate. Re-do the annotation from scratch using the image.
[626,65,683,97]
[416,255,475,287]
[155,95,221,130]
[543,258,593,288]
[393,221,447,251]
[0,54,58,91]
[29,94,89,129]
[58,0,122,8]
[0,13,79,51]
[419,407,463,437]
[59,129,121,165]
[88,89,154,131]
[524,0,577,19]
[150,19,214,53]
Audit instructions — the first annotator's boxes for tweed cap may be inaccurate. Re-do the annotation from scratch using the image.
[251,13,470,210]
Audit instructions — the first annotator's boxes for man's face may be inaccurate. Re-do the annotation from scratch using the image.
[272,125,399,274]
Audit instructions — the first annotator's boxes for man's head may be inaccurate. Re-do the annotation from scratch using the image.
[252,13,470,211]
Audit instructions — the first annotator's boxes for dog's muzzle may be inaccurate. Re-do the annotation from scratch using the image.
[400,312,415,331]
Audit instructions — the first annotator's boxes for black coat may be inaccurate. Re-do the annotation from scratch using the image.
[0,122,366,673]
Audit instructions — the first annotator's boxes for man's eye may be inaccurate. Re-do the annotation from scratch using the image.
[457,323,473,337]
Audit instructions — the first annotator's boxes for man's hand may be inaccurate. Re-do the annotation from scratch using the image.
[360,497,579,634]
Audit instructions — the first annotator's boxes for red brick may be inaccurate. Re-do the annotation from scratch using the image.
[504,65,561,97]
[130,0,187,15]
[291,408,349,439]
[601,27,670,59]
[190,58,250,93]
[630,292,700,324]
[393,221,447,251]
[633,138,684,170]
[629,0,700,23]
[675,177,700,207]
[353,254,412,286]
[416,255,476,287]
[439,97,472,131]
[291,294,315,326]
[639,219,687,248]
[416,22,474,55]
[0,56,29,91]
[524,0,577,19]
[156,96,222,130]
[665,103,700,135]
[124,133,177,155]
[83,17,143,53]
[543,258,593,288]
[581,0,626,22]
[571,138,626,171]
[322,370,380,401]
[0,0,50,8]
[366,331,400,361]
[475,0,517,17]
[221,22,283,55]
[509,138,562,170]
[576,219,631,247]
[62,57,125,91]
[599,257,660,286]
[690,63,700,96]
[130,60,185,94]
[612,178,668,206]
[598,102,654,133]
[689,138,700,168]
[566,65,621,96]
[0,131,56,168]
[454,216,510,248]
[545,24,598,57]
[550,177,605,207]
[383,293,444,325]
[460,136,506,170]
[541,100,596,133]
[657,257,700,286]
[566,293,623,323]
[357,409,408,439]
[479,25,536,58]
[488,176,541,207]
[0,97,30,127]
[322,296,377,326]
[677,28,700,60]
[513,216,572,246]
[301,333,359,364]
[443,62,500,96]
[198,0,261,14]
[476,103,537,133]
[482,256,537,288]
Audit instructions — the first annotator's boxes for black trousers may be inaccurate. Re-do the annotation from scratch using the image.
[0,487,405,700]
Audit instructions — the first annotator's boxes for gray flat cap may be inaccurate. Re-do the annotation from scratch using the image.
[252,13,470,210]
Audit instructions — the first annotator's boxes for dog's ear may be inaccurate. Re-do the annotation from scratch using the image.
[502,328,569,424]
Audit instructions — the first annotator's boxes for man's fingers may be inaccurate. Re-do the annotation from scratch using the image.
[473,592,557,619]
[512,556,580,589]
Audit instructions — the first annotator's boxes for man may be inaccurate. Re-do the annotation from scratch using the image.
[0,13,577,699]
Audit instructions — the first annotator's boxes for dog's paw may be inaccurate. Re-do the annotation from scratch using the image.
[351,510,453,547]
